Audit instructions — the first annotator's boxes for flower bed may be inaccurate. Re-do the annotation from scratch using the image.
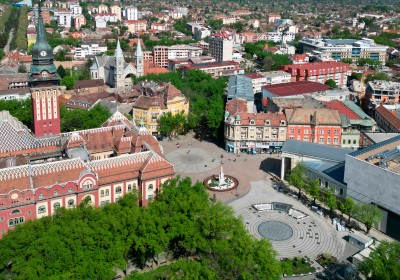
[281,257,315,276]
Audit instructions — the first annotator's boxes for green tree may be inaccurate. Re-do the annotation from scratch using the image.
[17,64,27,73]
[286,164,306,199]
[339,197,355,223]
[353,203,382,234]
[341,58,353,64]
[263,56,274,71]
[366,72,390,82]
[359,241,400,280]
[55,49,67,61]
[158,111,187,139]
[323,189,337,217]
[307,179,320,205]
[61,76,75,90]
[57,65,67,78]
[325,79,337,88]
[207,19,223,30]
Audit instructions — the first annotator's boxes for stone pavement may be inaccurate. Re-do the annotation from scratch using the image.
[161,133,281,203]
[229,180,347,261]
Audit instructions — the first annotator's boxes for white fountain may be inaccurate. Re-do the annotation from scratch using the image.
[218,166,226,188]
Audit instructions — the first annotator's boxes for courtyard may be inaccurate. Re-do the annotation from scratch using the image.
[161,134,358,278]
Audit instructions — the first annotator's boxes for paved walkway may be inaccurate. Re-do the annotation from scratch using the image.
[229,180,347,261]
[162,133,281,203]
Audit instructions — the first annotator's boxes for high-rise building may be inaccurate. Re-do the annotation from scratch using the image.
[208,32,233,62]
[124,6,138,21]
[29,3,62,137]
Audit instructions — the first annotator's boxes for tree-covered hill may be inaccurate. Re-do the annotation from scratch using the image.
[0,177,282,280]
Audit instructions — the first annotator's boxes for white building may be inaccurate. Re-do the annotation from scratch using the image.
[70,4,82,15]
[74,44,108,60]
[263,71,292,85]
[93,13,118,28]
[300,38,388,63]
[267,32,295,43]
[173,7,188,16]
[124,6,138,21]
[194,28,211,39]
[57,11,73,28]
[208,32,234,62]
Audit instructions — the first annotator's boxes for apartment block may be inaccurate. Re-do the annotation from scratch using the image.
[124,20,147,33]
[300,38,388,63]
[224,98,287,154]
[366,80,400,104]
[124,6,138,20]
[280,61,351,88]
[285,108,342,146]
[153,45,202,68]
[74,44,107,60]
[181,61,244,78]
[208,32,233,62]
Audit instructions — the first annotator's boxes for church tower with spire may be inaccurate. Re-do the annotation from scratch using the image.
[114,40,125,88]
[29,0,62,137]
[135,38,144,77]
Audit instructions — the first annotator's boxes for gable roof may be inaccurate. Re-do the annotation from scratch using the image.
[376,105,400,131]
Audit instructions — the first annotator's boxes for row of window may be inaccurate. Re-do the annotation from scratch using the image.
[38,200,75,214]
[288,136,339,144]
[8,217,24,227]
[289,128,340,135]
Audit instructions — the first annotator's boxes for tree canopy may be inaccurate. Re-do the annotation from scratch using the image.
[359,241,400,280]
[325,79,337,88]
[0,177,282,280]
[134,70,227,138]
[353,203,382,233]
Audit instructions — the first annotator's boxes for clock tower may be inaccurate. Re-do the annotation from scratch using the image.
[29,0,62,137]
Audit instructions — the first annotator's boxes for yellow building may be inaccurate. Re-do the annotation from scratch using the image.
[132,81,189,135]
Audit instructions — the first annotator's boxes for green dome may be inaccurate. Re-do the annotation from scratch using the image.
[235,115,241,121]
[30,8,56,77]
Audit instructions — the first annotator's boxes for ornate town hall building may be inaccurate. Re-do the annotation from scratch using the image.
[0,5,174,237]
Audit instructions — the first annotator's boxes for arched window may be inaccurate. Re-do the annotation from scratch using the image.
[54,190,58,196]
[82,180,93,190]
[148,184,153,191]
[38,206,46,214]
[68,187,73,193]
[127,184,132,191]
[8,219,13,227]
[39,193,44,199]
[116,187,122,194]
[105,190,109,196]
[100,190,104,197]
[53,202,61,210]
[11,209,20,215]
[19,217,24,224]
[68,200,74,207]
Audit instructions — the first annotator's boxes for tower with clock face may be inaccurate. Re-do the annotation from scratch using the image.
[29,1,61,137]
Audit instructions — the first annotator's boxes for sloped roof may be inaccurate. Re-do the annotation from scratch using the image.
[262,81,331,97]
[282,139,352,162]
[376,105,400,131]
[284,108,341,125]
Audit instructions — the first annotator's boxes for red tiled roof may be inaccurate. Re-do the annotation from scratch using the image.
[226,98,247,115]
[244,73,265,79]
[376,105,400,130]
[238,112,286,126]
[262,81,331,96]
[280,61,350,77]
[322,100,361,120]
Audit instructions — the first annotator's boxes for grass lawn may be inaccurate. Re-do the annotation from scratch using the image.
[281,257,316,275]
[316,253,337,268]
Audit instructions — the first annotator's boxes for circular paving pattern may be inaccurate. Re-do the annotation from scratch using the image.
[235,209,344,259]
[258,221,293,241]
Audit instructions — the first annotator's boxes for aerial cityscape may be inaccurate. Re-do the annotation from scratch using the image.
[0,0,399,278]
